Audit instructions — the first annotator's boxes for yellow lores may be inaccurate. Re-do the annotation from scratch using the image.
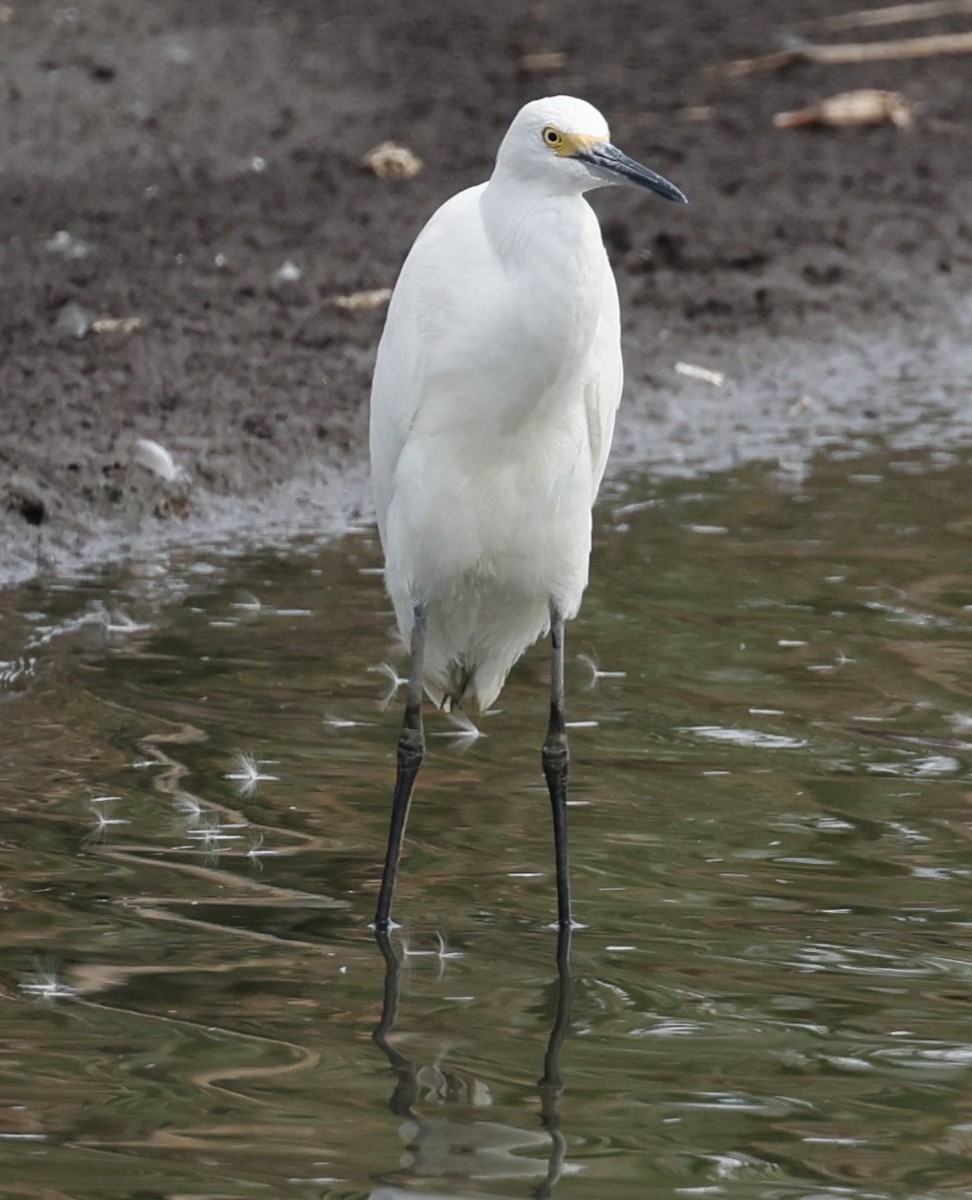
[542,125,605,157]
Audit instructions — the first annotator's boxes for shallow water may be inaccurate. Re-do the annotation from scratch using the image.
[3,437,972,1199]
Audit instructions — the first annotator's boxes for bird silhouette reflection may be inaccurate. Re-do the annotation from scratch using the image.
[371,926,574,1198]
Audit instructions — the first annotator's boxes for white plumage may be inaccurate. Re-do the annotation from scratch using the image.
[369,95,686,930]
[371,96,685,712]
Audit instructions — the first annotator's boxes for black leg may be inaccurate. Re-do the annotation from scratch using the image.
[374,603,426,931]
[542,604,572,929]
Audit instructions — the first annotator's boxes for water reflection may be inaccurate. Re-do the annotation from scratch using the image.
[371,926,574,1197]
[3,444,972,1196]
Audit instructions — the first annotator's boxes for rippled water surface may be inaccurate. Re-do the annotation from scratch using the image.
[3,439,972,1199]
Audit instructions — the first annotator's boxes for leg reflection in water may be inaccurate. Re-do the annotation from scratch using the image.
[371,926,574,1198]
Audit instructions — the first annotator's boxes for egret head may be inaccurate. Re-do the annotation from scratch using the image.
[492,95,687,203]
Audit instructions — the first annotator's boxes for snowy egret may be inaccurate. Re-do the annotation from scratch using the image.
[370,95,687,931]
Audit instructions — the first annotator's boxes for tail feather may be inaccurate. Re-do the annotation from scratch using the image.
[420,590,552,712]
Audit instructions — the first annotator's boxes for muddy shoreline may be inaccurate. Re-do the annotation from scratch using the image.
[2,0,971,585]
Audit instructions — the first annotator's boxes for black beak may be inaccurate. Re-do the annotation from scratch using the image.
[575,142,688,204]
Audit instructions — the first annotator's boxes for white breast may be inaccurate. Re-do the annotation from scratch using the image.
[370,178,622,709]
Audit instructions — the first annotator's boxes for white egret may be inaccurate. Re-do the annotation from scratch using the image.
[370,95,687,931]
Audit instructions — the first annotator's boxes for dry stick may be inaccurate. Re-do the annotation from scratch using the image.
[714,30,972,76]
[813,1,972,32]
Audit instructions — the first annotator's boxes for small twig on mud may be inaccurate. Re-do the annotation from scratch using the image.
[709,29,972,76]
[774,88,914,129]
[806,0,972,33]
[330,287,393,312]
[519,50,568,71]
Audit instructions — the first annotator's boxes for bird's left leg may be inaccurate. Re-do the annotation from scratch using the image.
[374,602,426,931]
[542,603,572,929]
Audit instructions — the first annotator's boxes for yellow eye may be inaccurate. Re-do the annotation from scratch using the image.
[542,126,563,148]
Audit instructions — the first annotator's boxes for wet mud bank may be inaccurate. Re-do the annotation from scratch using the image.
[2,0,971,584]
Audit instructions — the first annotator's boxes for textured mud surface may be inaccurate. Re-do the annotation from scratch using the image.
[2,0,971,582]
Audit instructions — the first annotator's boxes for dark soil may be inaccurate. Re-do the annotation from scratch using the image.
[2,0,971,582]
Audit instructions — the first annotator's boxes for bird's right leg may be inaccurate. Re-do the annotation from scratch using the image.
[374,602,427,932]
[542,603,573,929]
